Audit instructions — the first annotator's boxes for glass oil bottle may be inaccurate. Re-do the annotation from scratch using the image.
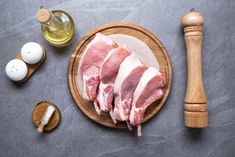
[36,6,75,47]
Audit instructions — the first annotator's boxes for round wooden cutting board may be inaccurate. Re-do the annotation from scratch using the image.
[68,22,172,128]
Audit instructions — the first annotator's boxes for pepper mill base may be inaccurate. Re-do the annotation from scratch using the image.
[184,110,208,128]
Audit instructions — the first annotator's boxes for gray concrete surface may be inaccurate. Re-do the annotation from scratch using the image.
[0,0,235,157]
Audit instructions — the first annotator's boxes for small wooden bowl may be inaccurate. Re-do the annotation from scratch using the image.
[15,47,46,83]
[32,101,61,132]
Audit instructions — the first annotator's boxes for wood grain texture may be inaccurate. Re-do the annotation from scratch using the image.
[182,11,208,128]
[32,101,61,132]
[15,47,46,83]
[68,22,172,128]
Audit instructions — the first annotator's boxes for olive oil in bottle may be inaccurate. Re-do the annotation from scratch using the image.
[36,6,75,47]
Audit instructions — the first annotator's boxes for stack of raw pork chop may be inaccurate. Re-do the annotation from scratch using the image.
[79,33,166,136]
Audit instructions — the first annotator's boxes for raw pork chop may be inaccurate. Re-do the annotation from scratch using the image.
[112,54,146,128]
[129,67,166,136]
[80,33,117,114]
[97,47,131,119]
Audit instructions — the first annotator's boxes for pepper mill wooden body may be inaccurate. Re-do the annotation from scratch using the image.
[182,10,208,128]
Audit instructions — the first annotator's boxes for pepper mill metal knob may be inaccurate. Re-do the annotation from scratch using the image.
[182,9,208,128]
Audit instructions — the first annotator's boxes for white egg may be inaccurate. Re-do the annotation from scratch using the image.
[21,42,44,64]
[5,59,28,81]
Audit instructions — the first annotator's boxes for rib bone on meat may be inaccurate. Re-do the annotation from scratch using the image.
[79,33,117,115]
[112,54,146,129]
[129,67,166,136]
[97,47,131,121]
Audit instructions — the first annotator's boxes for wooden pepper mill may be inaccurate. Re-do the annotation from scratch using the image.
[182,9,208,128]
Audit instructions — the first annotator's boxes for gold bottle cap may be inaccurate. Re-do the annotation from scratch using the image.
[36,6,52,23]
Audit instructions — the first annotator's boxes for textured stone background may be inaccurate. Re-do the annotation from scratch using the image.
[0,0,234,157]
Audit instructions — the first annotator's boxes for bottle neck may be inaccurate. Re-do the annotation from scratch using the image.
[41,12,64,31]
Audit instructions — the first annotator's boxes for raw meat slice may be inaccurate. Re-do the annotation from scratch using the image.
[80,33,117,114]
[97,47,131,119]
[129,67,166,136]
[112,54,146,127]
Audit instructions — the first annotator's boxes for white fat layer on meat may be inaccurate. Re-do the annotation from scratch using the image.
[118,101,126,120]
[129,109,134,122]
[129,107,144,123]
[92,33,115,46]
[133,67,161,104]
[113,54,143,94]
[82,75,90,100]
[85,33,114,52]
[103,48,116,62]
[97,82,109,110]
